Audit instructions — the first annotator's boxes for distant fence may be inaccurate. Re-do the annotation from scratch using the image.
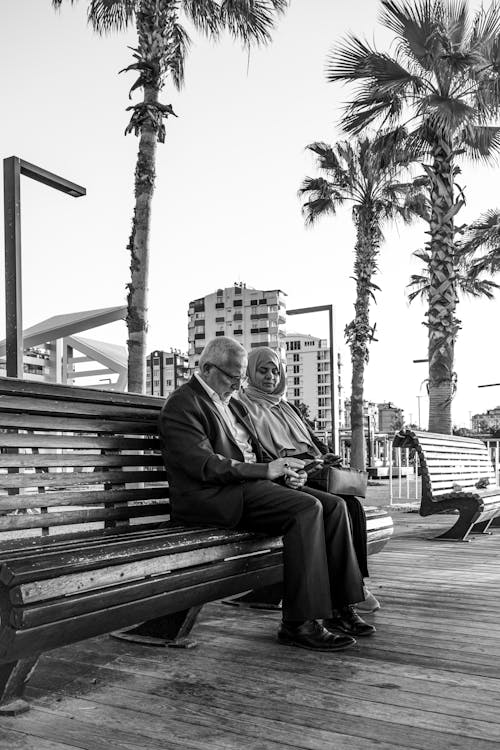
[387,437,500,505]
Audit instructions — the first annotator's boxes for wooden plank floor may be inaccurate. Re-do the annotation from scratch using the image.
[1,510,500,750]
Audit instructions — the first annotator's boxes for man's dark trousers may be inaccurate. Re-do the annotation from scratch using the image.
[237,480,364,622]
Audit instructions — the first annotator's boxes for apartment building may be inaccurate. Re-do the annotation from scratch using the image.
[377,402,404,433]
[146,349,190,397]
[285,333,333,435]
[187,283,287,368]
[472,406,500,432]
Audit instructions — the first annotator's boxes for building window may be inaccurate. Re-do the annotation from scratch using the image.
[215,302,224,309]
[215,331,224,337]
[317,362,329,372]
[317,374,329,384]
[293,377,300,385]
[234,286,242,294]
[233,313,243,321]
[250,299,258,306]
[286,340,301,351]
[215,316,224,323]
[293,353,300,362]
[194,333,205,340]
[233,299,243,307]
[234,329,243,335]
[294,388,300,397]
[293,365,300,374]
[259,298,267,305]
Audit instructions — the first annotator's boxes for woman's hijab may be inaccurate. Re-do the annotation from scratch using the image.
[239,347,320,458]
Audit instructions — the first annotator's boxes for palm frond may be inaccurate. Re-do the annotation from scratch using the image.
[459,124,500,162]
[219,0,287,47]
[87,0,136,34]
[380,0,443,71]
[181,0,221,37]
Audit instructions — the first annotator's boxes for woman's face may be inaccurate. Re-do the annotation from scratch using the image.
[253,361,280,393]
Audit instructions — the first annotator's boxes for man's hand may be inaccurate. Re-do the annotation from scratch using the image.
[284,469,307,489]
[266,456,305,481]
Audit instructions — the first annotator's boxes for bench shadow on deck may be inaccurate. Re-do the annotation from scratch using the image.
[1,510,500,750]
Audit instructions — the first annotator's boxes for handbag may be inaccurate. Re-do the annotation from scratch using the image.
[324,466,368,497]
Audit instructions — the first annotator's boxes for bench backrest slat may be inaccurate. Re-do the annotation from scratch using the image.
[0,376,168,538]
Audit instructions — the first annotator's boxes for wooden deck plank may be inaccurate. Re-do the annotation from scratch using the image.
[4,509,500,749]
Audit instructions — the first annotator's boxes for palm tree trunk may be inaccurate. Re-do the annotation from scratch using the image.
[348,208,380,470]
[127,84,158,393]
[426,139,462,433]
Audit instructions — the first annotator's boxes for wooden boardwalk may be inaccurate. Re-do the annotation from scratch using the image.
[1,510,500,750]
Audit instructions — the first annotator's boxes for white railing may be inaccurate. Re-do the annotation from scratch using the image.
[388,445,420,505]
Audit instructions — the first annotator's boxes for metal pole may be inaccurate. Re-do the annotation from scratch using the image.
[3,157,23,377]
[2,156,85,380]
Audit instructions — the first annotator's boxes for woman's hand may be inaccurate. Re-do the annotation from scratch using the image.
[266,457,305,481]
[284,469,307,489]
[323,453,342,467]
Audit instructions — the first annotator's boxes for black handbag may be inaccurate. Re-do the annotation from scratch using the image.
[322,466,368,497]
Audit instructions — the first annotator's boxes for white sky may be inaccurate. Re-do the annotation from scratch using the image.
[1,0,499,427]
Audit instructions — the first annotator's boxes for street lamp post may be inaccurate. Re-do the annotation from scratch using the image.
[3,157,86,377]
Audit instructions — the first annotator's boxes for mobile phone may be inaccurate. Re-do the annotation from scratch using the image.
[302,458,324,474]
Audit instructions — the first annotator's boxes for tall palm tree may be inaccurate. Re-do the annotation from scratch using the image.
[299,130,425,469]
[326,0,500,433]
[53,0,288,392]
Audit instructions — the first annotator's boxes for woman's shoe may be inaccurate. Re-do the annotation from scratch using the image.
[355,587,380,613]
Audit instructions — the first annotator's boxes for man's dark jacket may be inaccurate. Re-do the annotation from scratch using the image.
[158,376,273,528]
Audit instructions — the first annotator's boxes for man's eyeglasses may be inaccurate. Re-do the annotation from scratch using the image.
[208,362,247,386]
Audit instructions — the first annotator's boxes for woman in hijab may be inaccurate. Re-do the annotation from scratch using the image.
[238,346,379,613]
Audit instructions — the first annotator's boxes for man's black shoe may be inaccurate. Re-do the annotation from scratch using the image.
[324,606,376,637]
[277,619,356,651]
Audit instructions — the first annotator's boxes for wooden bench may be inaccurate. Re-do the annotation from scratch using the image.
[0,376,393,714]
[393,429,500,541]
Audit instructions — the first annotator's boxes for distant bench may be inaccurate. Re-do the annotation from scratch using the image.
[393,429,500,541]
[0,376,393,714]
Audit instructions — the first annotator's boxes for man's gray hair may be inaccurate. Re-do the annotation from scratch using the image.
[198,337,247,369]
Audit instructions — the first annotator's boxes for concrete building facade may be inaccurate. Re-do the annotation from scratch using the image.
[472,406,500,432]
[285,333,332,434]
[187,283,287,369]
[146,349,190,398]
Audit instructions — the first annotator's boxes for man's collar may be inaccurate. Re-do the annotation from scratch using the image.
[194,372,231,405]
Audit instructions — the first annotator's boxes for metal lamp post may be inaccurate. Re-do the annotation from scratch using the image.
[3,157,86,378]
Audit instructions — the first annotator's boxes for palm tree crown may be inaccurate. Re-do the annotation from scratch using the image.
[326,0,500,433]
[299,129,424,468]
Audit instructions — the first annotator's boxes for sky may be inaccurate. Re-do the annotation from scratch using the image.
[1,0,499,428]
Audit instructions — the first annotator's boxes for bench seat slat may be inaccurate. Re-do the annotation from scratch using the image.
[11,551,284,629]
[0,468,167,489]
[12,537,284,604]
[1,528,266,583]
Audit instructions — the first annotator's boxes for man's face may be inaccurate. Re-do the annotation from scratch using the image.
[201,351,248,402]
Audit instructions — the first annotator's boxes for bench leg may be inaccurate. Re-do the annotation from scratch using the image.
[222,582,283,611]
[0,657,39,715]
[470,518,494,535]
[111,606,202,648]
[432,506,481,542]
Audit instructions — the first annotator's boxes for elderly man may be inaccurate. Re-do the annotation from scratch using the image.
[159,336,374,651]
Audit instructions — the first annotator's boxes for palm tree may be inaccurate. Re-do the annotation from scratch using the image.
[52,0,288,392]
[299,130,425,469]
[326,0,500,433]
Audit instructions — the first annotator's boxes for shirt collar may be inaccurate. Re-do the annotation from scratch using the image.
[194,372,231,405]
